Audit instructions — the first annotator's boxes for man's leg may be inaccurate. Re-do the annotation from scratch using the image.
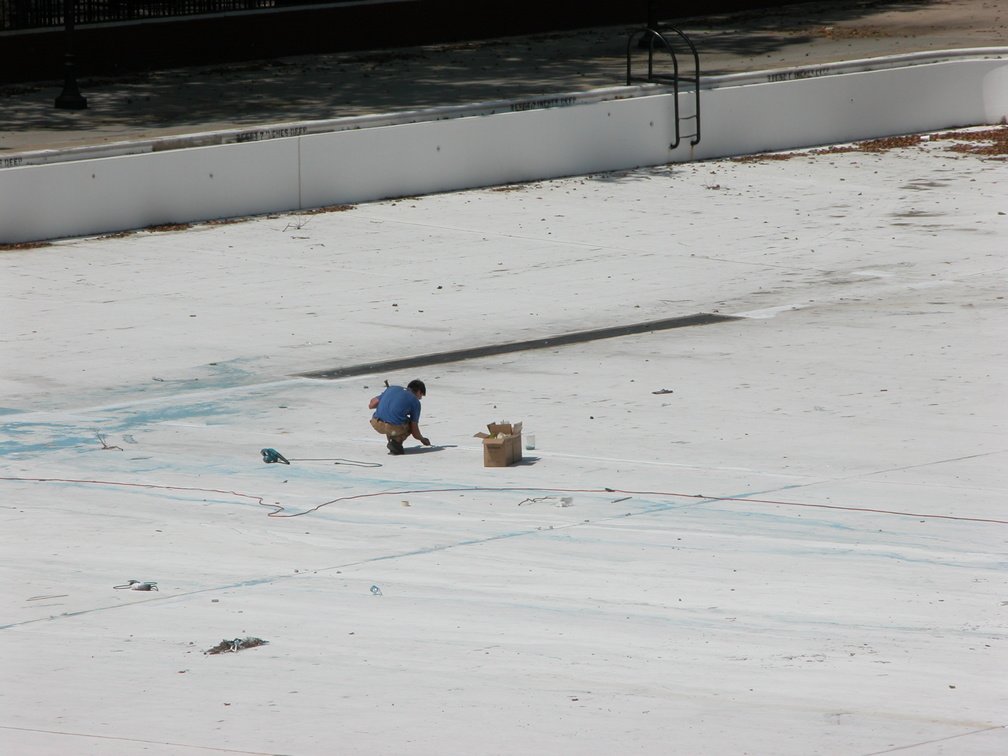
[370,418,410,454]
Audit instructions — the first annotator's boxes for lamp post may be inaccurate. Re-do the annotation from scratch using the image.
[646,0,658,34]
[54,0,87,109]
[637,0,660,49]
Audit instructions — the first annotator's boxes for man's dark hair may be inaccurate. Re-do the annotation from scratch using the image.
[407,379,427,396]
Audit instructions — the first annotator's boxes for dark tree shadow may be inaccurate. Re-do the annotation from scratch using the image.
[0,1,969,151]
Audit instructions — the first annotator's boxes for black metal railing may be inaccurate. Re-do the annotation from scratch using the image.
[1,0,357,31]
[627,26,701,148]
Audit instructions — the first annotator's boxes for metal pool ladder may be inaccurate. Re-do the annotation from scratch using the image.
[627,26,701,149]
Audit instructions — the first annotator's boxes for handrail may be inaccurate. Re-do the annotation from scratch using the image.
[627,27,701,147]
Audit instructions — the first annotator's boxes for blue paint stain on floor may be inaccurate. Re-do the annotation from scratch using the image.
[0,397,237,457]
[0,436,99,456]
[113,401,234,427]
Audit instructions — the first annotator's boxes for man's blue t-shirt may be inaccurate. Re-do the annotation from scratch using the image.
[373,385,421,426]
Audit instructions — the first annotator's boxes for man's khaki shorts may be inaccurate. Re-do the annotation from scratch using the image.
[371,417,410,443]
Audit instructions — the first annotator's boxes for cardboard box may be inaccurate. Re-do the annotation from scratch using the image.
[474,422,523,467]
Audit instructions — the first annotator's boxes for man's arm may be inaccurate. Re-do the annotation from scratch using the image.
[368,397,380,410]
[410,421,431,446]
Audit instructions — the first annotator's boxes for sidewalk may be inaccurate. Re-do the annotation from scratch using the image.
[1,0,1004,155]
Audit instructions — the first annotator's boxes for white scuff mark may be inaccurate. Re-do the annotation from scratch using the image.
[851,269,895,278]
[732,303,809,319]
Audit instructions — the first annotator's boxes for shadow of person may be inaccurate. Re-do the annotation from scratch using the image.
[404,444,456,454]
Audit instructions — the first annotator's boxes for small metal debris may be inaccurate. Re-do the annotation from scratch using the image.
[96,431,123,451]
[370,585,383,596]
[114,580,158,591]
[205,637,269,655]
[518,496,574,508]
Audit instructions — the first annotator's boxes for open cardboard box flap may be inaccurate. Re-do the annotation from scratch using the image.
[474,421,523,439]
[474,421,523,466]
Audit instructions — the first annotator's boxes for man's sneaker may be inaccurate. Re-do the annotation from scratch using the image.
[387,438,405,455]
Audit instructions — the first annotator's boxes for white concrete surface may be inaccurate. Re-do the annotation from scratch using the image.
[1,128,1006,755]
[3,50,1006,245]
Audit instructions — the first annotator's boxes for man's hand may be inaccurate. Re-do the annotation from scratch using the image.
[421,437,431,446]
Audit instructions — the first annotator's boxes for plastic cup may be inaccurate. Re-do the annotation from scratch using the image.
[525,434,536,450]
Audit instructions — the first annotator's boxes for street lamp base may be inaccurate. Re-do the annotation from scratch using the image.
[55,89,88,109]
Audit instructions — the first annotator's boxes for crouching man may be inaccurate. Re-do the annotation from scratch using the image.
[369,379,431,455]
